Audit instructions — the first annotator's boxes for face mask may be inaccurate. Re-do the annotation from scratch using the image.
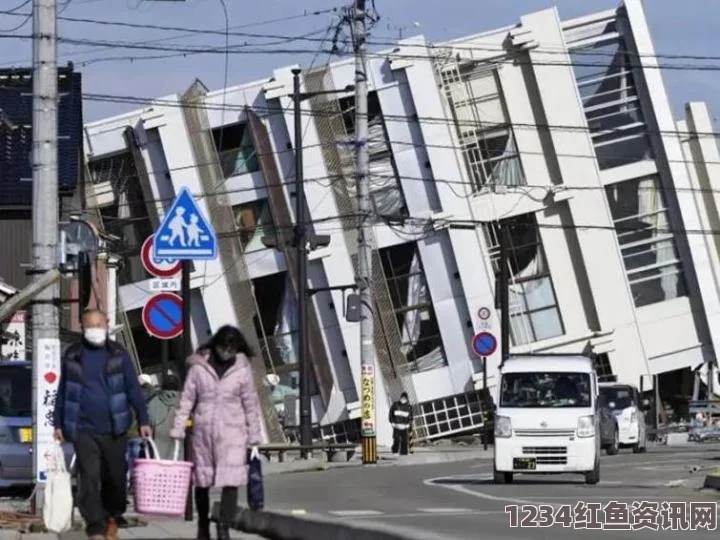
[400,398,408,404]
[84,328,107,346]
[215,348,236,362]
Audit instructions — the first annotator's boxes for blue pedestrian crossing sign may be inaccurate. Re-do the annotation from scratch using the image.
[153,186,217,260]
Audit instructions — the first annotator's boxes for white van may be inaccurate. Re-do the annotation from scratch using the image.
[493,355,600,485]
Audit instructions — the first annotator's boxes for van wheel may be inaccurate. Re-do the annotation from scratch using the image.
[633,431,647,453]
[606,427,619,456]
[585,458,600,485]
[493,469,513,484]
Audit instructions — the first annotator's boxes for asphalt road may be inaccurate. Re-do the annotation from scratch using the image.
[261,445,720,540]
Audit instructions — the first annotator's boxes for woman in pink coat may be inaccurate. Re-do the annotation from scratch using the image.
[170,326,263,540]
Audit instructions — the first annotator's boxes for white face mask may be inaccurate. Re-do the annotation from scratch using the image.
[84,328,107,346]
[400,398,408,404]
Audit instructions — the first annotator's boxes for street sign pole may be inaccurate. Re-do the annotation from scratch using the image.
[181,259,193,522]
[482,356,488,451]
[151,187,216,523]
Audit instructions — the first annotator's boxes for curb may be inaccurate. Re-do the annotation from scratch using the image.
[264,449,493,476]
[212,505,460,540]
[703,475,720,490]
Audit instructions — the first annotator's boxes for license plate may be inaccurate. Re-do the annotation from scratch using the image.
[513,457,536,470]
[18,427,33,444]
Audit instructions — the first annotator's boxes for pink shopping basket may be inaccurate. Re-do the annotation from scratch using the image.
[132,438,193,517]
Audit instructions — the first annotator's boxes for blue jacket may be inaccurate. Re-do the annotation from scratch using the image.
[52,340,149,442]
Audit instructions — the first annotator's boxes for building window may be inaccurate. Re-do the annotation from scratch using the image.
[569,33,654,170]
[379,242,447,372]
[252,272,317,411]
[605,175,687,307]
[439,63,525,189]
[593,353,615,383]
[231,198,274,252]
[416,391,485,439]
[337,92,406,219]
[484,214,564,346]
[211,122,259,178]
[89,152,154,286]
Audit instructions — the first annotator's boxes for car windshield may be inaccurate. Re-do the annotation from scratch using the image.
[499,371,592,408]
[600,386,635,410]
[0,364,32,417]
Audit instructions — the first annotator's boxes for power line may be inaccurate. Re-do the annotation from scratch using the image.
[0,7,341,67]
[5,10,720,65]
[74,89,720,139]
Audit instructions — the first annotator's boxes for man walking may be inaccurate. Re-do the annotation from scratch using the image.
[53,309,151,540]
[389,392,413,455]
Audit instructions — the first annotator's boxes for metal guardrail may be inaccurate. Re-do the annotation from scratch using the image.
[688,400,720,415]
[211,504,457,540]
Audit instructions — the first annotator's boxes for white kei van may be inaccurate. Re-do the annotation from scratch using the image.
[493,355,600,485]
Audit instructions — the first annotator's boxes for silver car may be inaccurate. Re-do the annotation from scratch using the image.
[0,361,73,488]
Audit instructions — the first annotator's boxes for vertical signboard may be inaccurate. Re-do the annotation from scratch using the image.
[34,338,61,483]
[361,364,376,436]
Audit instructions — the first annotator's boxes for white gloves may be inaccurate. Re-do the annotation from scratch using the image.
[249,445,260,460]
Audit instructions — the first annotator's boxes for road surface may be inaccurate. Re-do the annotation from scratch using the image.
[261,445,720,539]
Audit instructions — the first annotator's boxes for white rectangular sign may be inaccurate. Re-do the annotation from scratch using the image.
[1,311,26,361]
[149,278,181,292]
[34,338,61,483]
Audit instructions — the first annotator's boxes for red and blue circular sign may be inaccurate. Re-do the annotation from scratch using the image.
[142,292,183,340]
[141,235,181,278]
[472,331,497,358]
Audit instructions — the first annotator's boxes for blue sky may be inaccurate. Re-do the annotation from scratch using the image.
[1,0,718,125]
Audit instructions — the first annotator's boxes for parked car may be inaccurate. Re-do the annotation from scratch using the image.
[0,361,73,489]
[596,391,620,455]
[599,382,649,453]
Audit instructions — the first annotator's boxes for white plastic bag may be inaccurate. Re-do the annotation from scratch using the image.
[42,441,73,533]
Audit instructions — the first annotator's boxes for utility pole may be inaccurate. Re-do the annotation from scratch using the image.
[499,221,510,367]
[292,68,313,457]
[31,0,59,512]
[353,0,376,465]
[262,70,337,456]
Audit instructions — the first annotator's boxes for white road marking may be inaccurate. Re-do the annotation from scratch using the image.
[329,510,384,516]
[423,476,538,505]
[416,508,474,513]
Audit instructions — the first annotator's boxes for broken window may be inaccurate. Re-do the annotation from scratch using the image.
[89,152,154,285]
[594,353,615,383]
[379,242,447,372]
[570,33,654,170]
[251,272,317,410]
[338,92,407,219]
[605,175,687,307]
[439,64,525,190]
[231,198,274,252]
[211,122,259,178]
[484,214,564,346]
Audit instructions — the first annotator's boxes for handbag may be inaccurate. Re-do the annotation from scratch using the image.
[43,441,74,533]
[246,449,264,511]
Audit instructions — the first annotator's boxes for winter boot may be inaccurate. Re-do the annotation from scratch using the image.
[216,522,230,540]
[196,519,211,540]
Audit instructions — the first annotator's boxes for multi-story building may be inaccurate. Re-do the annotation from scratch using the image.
[82,0,720,446]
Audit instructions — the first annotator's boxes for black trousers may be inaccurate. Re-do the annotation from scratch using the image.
[392,428,409,455]
[195,486,238,525]
[74,432,128,537]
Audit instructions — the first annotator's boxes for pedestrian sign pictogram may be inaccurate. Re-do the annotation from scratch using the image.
[153,186,217,260]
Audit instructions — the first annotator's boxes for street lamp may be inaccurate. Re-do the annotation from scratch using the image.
[262,69,354,457]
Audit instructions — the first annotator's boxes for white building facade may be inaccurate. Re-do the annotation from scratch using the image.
[83,0,720,446]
